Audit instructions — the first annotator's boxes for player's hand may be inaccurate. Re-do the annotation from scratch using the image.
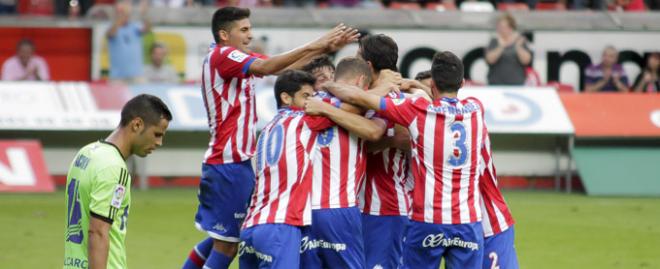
[368,82,399,97]
[304,98,329,116]
[327,26,360,53]
[373,69,402,89]
[309,24,346,52]
[642,71,653,82]
[602,69,612,80]
[400,79,421,92]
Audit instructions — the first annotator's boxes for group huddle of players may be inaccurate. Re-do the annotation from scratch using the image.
[182,6,518,269]
[62,5,519,269]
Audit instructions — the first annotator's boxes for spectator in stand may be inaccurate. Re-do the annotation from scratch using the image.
[633,53,659,93]
[144,43,180,84]
[485,14,532,86]
[106,0,151,83]
[584,46,629,92]
[414,70,432,88]
[1,39,50,81]
[151,0,195,7]
[0,0,16,14]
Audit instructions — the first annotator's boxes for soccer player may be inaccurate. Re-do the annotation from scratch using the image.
[480,132,518,269]
[299,57,389,269]
[238,70,334,268]
[415,70,433,89]
[182,6,359,269]
[325,51,488,269]
[64,94,172,269]
[302,54,336,91]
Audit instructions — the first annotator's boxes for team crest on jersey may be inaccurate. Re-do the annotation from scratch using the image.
[228,50,249,63]
[111,185,126,209]
[392,98,406,106]
[317,128,334,146]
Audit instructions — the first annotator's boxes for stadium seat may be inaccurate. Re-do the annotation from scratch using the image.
[459,1,495,12]
[497,2,530,10]
[17,0,54,15]
[389,2,423,9]
[525,67,541,86]
[535,1,567,10]
[426,2,458,11]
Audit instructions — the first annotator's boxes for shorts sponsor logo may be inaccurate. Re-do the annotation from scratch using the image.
[213,223,227,232]
[64,257,88,269]
[111,185,125,209]
[421,233,479,251]
[299,236,347,253]
[238,242,273,262]
[234,212,246,219]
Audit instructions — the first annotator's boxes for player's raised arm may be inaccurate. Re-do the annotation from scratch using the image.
[248,24,359,76]
[88,216,111,269]
[304,98,386,141]
[324,82,382,111]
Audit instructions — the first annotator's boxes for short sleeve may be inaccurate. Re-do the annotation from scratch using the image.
[89,166,130,224]
[216,47,258,80]
[584,66,599,85]
[303,115,335,131]
[378,96,423,126]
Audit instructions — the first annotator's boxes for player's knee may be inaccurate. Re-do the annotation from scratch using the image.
[212,239,238,257]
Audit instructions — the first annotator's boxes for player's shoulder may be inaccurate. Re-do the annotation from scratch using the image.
[461,96,484,110]
[81,141,126,171]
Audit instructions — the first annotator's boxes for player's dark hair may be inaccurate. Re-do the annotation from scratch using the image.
[119,94,173,127]
[211,7,251,43]
[358,34,398,72]
[431,51,464,93]
[302,55,335,73]
[415,70,432,81]
[334,57,372,88]
[274,70,316,108]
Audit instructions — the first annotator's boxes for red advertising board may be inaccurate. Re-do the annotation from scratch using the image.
[560,93,660,138]
[0,140,54,192]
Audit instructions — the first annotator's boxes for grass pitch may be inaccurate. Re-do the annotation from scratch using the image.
[1,189,659,269]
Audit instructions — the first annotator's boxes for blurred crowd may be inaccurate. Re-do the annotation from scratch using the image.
[0,0,658,15]
[1,2,658,93]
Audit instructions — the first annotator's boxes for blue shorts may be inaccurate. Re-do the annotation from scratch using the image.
[484,226,519,269]
[194,161,256,242]
[362,214,408,269]
[300,207,365,269]
[239,224,301,269]
[401,221,484,269]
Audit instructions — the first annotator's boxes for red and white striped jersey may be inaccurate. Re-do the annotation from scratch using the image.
[360,133,412,216]
[361,92,412,216]
[243,107,334,228]
[379,96,486,225]
[309,91,371,210]
[479,131,515,237]
[201,45,266,165]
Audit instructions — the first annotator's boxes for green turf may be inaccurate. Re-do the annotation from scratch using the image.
[1,189,659,269]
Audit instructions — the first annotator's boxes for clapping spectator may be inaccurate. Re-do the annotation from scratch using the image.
[106,0,151,83]
[584,46,629,92]
[633,53,659,93]
[144,43,180,84]
[1,39,50,81]
[485,14,532,86]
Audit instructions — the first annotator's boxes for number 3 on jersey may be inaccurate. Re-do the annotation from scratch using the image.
[256,125,284,172]
[448,122,469,166]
